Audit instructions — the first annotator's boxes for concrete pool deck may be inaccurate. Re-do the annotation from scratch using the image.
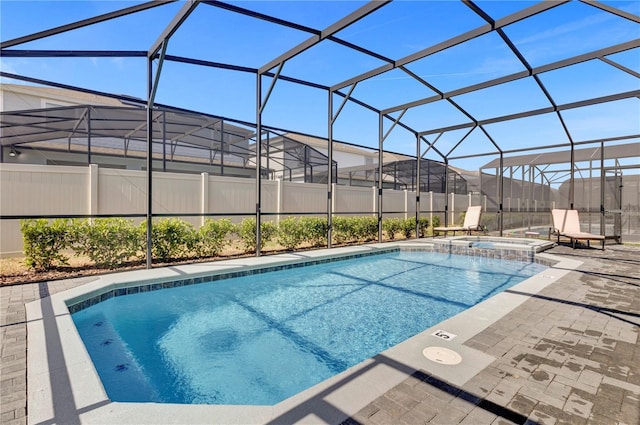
[1,241,639,424]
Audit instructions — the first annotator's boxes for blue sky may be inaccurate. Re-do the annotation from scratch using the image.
[1,0,639,170]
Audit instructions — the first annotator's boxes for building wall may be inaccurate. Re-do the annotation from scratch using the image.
[1,83,122,110]
[2,89,42,110]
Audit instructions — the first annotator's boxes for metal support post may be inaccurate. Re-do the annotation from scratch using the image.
[255,75,263,257]
[255,62,283,257]
[162,111,167,172]
[377,113,384,242]
[499,153,504,236]
[327,91,334,248]
[86,108,92,164]
[146,58,154,269]
[600,140,605,236]
[415,134,421,238]
[570,143,575,209]
[145,39,168,269]
[444,159,449,227]
[220,120,225,176]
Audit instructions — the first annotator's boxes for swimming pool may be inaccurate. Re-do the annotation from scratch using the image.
[70,249,546,406]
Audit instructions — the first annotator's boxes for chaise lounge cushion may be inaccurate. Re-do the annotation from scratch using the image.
[434,205,482,236]
[551,209,604,249]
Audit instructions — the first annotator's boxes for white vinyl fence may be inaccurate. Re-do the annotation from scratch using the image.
[0,163,481,256]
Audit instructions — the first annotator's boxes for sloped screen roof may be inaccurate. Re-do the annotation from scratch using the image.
[0,0,638,162]
[0,105,253,148]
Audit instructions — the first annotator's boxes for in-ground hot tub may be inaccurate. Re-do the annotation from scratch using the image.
[432,236,555,262]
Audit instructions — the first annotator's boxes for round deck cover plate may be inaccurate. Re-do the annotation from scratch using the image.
[422,346,462,365]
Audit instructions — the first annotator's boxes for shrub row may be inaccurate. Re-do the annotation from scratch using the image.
[21,217,237,271]
[20,215,433,271]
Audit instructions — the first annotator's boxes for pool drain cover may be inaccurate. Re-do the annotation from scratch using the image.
[422,346,462,365]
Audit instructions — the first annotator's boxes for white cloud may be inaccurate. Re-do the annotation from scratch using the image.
[110,57,125,70]
[514,13,610,47]
[0,60,18,75]
[511,7,638,64]
[0,58,32,82]
[85,57,125,71]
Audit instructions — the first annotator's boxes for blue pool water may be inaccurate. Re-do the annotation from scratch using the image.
[472,242,499,249]
[72,250,546,405]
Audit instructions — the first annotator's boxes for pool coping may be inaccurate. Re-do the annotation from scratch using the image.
[26,239,581,425]
[433,235,555,254]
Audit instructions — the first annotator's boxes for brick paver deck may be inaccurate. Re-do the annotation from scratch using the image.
[346,245,640,425]
[1,277,95,425]
[1,244,639,424]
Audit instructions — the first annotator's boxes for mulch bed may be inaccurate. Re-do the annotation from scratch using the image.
[0,244,346,286]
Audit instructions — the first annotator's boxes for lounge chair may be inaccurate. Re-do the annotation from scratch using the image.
[551,208,604,250]
[434,205,482,237]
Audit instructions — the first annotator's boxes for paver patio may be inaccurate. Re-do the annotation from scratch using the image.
[345,244,640,425]
[1,243,638,425]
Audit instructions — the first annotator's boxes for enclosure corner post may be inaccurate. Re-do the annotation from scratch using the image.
[145,57,154,269]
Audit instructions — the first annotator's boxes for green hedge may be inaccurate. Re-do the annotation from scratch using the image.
[21,219,74,270]
[195,218,234,257]
[300,217,327,247]
[235,217,277,252]
[332,216,378,244]
[276,217,306,250]
[73,218,142,268]
[403,217,430,238]
[148,218,197,262]
[20,215,437,271]
[431,215,441,228]
[382,218,403,240]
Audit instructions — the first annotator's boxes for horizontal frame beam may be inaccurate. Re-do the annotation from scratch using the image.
[0,50,147,58]
[420,89,640,136]
[580,0,640,23]
[149,0,200,58]
[258,0,390,74]
[0,1,174,50]
[383,38,640,115]
[332,0,569,91]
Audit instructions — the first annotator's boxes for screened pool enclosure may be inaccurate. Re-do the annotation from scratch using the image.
[1,0,638,264]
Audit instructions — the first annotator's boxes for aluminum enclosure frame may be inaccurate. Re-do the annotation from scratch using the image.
[1,0,639,263]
